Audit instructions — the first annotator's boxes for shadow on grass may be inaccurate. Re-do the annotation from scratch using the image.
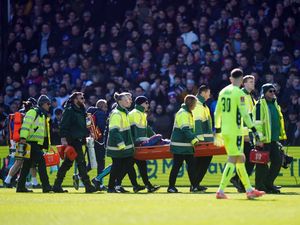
[276,192,300,195]
[231,198,278,202]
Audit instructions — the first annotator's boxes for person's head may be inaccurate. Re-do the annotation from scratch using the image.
[88,95,97,106]
[224,58,233,71]
[41,23,50,35]
[54,108,63,119]
[230,68,244,87]
[37,95,51,112]
[186,79,195,91]
[197,85,210,101]
[134,86,144,97]
[59,84,68,96]
[288,109,298,122]
[114,92,131,109]
[124,92,133,105]
[180,21,191,33]
[67,92,85,108]
[135,96,149,111]
[71,24,80,36]
[184,95,197,111]
[155,104,164,115]
[243,75,255,92]
[28,84,38,97]
[96,99,108,112]
[261,83,276,101]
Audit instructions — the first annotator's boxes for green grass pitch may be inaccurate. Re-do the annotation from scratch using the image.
[1,187,300,225]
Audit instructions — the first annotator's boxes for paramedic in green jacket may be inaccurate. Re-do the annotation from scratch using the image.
[253,83,287,194]
[17,95,52,193]
[128,96,160,193]
[192,85,213,192]
[53,92,96,193]
[168,95,200,193]
[106,92,141,193]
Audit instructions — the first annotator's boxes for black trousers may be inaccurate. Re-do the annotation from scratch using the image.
[231,142,255,186]
[86,141,106,174]
[17,142,50,191]
[169,154,195,187]
[108,156,136,189]
[194,156,212,186]
[54,139,91,188]
[119,159,151,186]
[255,141,282,190]
[135,160,151,186]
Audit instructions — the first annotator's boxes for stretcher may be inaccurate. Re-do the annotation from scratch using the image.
[134,142,226,160]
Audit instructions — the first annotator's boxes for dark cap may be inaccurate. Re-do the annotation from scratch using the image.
[26,97,37,106]
[135,96,148,105]
[261,83,275,95]
[37,95,51,106]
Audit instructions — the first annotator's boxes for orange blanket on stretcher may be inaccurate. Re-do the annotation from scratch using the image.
[134,142,226,160]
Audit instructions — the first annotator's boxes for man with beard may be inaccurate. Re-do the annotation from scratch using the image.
[53,92,96,193]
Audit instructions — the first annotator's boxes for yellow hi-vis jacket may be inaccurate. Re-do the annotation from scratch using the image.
[106,105,134,158]
[171,104,199,154]
[128,105,155,144]
[20,108,50,146]
[253,98,286,143]
[193,95,213,142]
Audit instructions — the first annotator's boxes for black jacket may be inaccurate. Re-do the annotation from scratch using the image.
[60,104,88,141]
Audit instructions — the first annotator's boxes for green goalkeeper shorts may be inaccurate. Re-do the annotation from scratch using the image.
[223,134,244,156]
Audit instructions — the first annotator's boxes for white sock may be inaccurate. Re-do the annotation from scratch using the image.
[79,180,84,187]
[4,175,12,183]
[217,189,224,194]
[32,177,38,185]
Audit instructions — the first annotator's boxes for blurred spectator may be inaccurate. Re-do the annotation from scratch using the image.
[50,108,63,145]
[151,104,173,138]
[286,109,299,145]
[1,0,300,143]
[56,84,69,108]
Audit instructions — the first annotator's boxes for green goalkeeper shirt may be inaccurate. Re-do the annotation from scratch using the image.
[215,84,254,136]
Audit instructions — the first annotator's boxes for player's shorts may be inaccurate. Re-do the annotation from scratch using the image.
[222,134,244,156]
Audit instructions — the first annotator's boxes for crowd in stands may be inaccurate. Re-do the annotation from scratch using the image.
[0,0,300,146]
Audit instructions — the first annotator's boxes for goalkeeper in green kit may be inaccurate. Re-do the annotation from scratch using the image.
[214,68,265,199]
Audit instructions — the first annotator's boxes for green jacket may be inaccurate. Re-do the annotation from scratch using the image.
[106,105,134,158]
[20,108,50,146]
[253,98,287,143]
[171,104,198,155]
[60,104,88,141]
[192,96,213,142]
[128,105,155,145]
